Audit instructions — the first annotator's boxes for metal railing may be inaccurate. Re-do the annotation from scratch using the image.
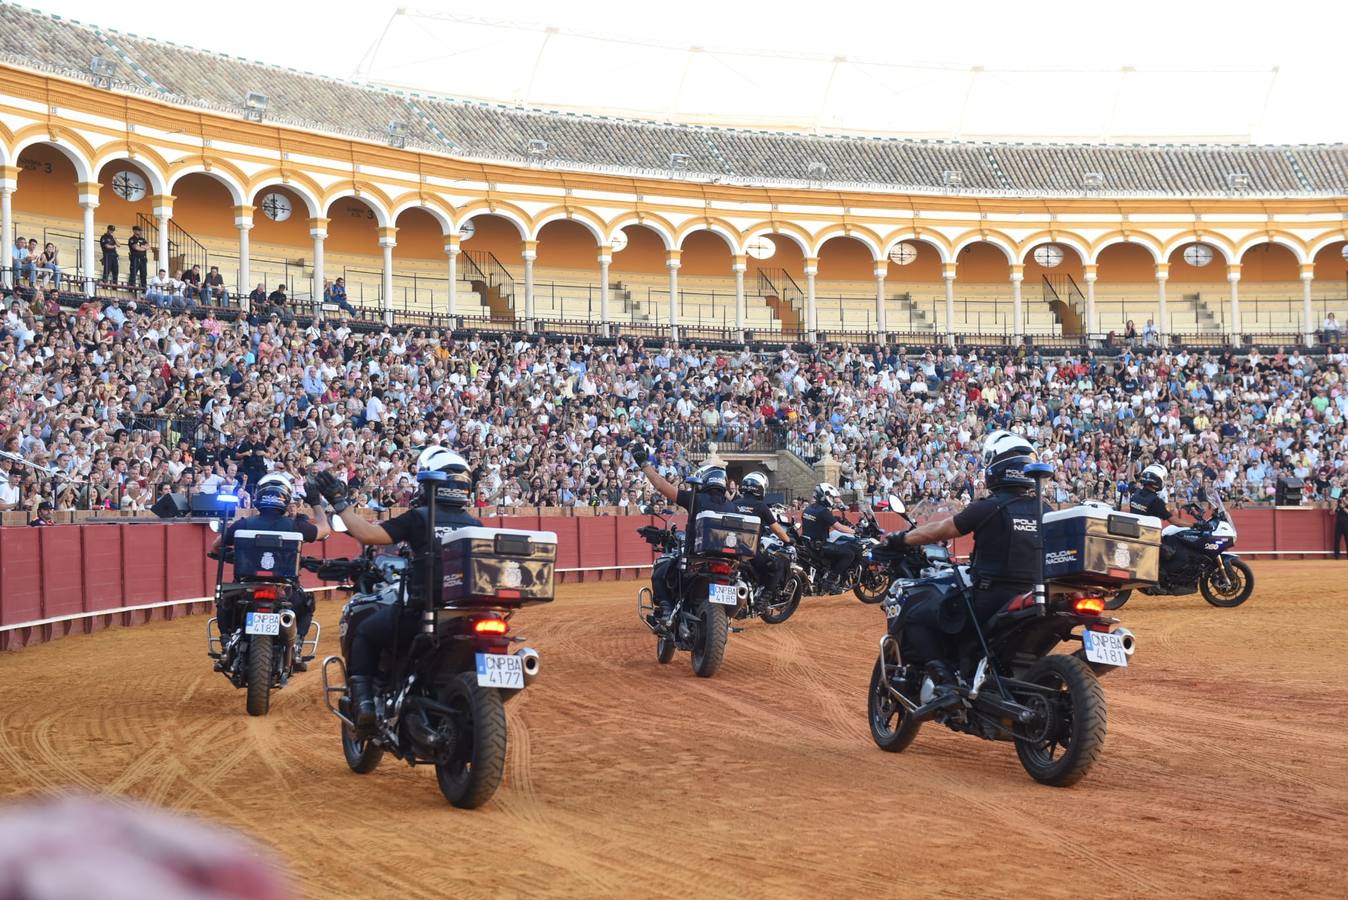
[138,213,208,282]
[464,250,517,306]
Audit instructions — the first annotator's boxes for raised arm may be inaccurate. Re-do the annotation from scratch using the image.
[632,445,678,502]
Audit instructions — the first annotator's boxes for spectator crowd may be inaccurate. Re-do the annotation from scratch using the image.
[2,290,1347,520]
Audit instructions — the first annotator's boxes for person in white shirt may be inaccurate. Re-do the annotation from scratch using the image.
[1323,312,1342,344]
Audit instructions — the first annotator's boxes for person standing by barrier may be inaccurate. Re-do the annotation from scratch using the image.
[99,225,119,285]
[1335,491,1348,560]
[127,225,149,291]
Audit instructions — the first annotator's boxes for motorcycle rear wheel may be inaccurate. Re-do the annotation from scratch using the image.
[1200,558,1254,608]
[691,604,728,678]
[867,659,921,752]
[245,637,273,717]
[342,720,384,774]
[760,575,802,625]
[853,567,891,605]
[434,672,508,809]
[1104,590,1131,611]
[1013,654,1107,787]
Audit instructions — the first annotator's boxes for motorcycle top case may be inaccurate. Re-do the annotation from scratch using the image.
[691,511,760,558]
[231,530,304,579]
[1043,506,1161,588]
[438,527,557,607]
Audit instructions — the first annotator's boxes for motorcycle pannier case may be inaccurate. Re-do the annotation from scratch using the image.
[691,511,760,558]
[1043,506,1161,588]
[439,527,557,607]
[232,530,304,579]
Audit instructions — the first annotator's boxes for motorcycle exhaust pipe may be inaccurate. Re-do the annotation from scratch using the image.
[278,609,297,644]
[1112,627,1136,657]
[515,647,540,686]
[735,582,751,602]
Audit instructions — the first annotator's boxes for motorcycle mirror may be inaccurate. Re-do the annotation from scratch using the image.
[332,514,349,533]
[888,494,906,515]
[207,519,221,533]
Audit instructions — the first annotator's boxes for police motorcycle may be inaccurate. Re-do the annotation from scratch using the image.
[205,493,320,717]
[637,507,762,676]
[867,466,1151,787]
[1106,490,1251,609]
[311,471,554,809]
[752,505,804,625]
[852,496,953,604]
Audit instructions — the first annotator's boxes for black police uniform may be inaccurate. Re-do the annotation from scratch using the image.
[220,510,318,640]
[99,230,118,284]
[1130,487,1183,563]
[801,500,859,581]
[651,486,730,612]
[127,232,149,290]
[346,503,480,680]
[732,493,784,597]
[900,490,1047,669]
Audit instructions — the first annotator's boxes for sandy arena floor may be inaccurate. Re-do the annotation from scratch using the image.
[1,560,1345,899]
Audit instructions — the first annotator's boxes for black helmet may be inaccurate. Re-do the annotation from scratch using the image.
[981,429,1038,492]
[740,471,768,498]
[689,464,728,494]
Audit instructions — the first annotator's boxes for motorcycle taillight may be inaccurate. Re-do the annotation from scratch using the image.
[252,586,279,601]
[708,561,732,575]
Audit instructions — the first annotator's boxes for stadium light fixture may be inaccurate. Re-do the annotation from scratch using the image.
[807,161,828,181]
[88,56,116,89]
[669,153,691,172]
[1227,172,1250,192]
[386,120,408,149]
[1082,172,1104,190]
[242,91,269,122]
[942,169,963,190]
[526,139,549,158]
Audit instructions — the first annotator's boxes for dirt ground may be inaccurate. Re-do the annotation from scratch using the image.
[1,560,1345,899]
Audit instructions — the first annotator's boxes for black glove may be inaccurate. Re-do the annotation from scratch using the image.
[631,444,649,467]
[313,471,351,513]
[303,478,322,506]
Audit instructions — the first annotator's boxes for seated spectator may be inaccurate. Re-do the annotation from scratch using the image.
[326,276,357,315]
[28,239,55,288]
[11,236,34,286]
[182,265,203,303]
[1142,318,1158,346]
[146,269,173,307]
[267,283,289,316]
[1323,312,1342,344]
[203,265,230,306]
[1124,319,1138,344]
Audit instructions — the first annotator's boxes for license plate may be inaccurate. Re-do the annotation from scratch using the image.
[708,583,739,605]
[1082,630,1129,667]
[245,612,280,636]
[476,653,524,689]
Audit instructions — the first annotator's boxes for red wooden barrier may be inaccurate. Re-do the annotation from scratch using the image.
[2,509,1336,651]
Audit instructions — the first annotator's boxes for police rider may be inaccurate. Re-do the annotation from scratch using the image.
[801,483,859,593]
[632,446,732,619]
[893,430,1049,697]
[730,471,794,602]
[1129,463,1197,565]
[210,472,331,670]
[310,446,478,732]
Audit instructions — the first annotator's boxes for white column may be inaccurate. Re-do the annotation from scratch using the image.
[1155,264,1169,341]
[378,228,396,326]
[1083,265,1098,335]
[309,217,327,319]
[1010,265,1024,341]
[873,260,888,335]
[0,178,13,290]
[236,216,252,299]
[153,194,173,283]
[446,239,460,317]
[1300,263,1315,347]
[78,185,98,294]
[597,246,611,335]
[1226,264,1242,337]
[942,263,957,348]
[666,250,681,341]
[522,240,537,328]
[732,255,747,334]
[804,256,818,339]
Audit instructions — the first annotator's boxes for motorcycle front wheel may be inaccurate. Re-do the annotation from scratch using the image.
[434,672,508,809]
[853,566,891,604]
[760,575,802,625]
[342,720,384,774]
[1013,654,1107,787]
[1200,557,1254,607]
[867,659,921,752]
[691,604,728,678]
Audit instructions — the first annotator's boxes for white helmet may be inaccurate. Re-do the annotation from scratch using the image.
[255,472,294,512]
[417,445,471,507]
[1140,463,1167,491]
[981,429,1039,491]
[981,429,1035,468]
[417,445,468,475]
[740,471,769,498]
[814,483,841,507]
